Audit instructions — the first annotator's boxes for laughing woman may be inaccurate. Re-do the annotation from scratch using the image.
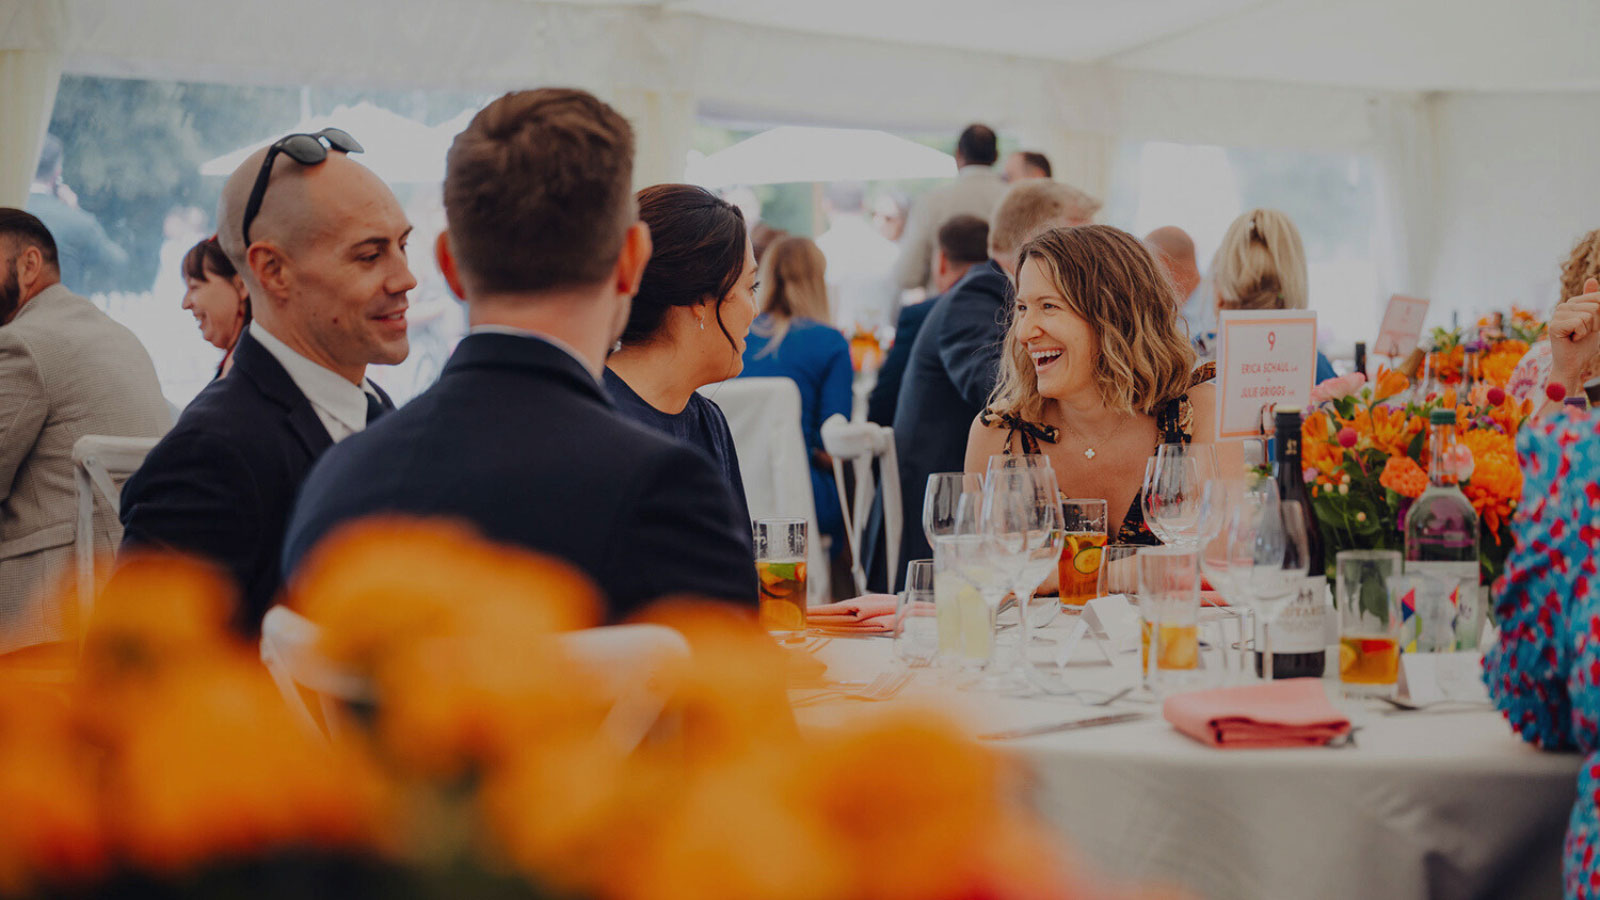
[964,225,1218,544]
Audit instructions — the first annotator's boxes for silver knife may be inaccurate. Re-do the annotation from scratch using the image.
[978,711,1146,741]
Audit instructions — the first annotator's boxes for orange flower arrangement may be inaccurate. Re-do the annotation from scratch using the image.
[1,521,1175,900]
[1304,345,1537,582]
[1479,339,1529,388]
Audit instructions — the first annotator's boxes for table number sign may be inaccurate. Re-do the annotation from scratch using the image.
[1083,594,1141,652]
[1399,651,1491,705]
[1215,309,1319,440]
[1374,294,1430,360]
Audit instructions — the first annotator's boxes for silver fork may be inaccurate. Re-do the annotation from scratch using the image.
[791,668,913,707]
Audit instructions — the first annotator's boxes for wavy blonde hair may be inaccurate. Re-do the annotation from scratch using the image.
[987,225,1197,421]
[1212,208,1307,311]
[1560,229,1600,304]
[752,235,829,356]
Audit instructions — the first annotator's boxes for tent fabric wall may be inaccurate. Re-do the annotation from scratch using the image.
[1427,92,1600,321]
[0,1,67,208]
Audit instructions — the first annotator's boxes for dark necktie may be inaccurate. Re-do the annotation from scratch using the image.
[365,391,389,426]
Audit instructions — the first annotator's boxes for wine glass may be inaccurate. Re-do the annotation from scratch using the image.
[986,453,1053,477]
[1230,491,1310,681]
[924,472,984,547]
[982,466,1066,686]
[947,493,1018,690]
[1142,444,1208,547]
[1197,480,1251,677]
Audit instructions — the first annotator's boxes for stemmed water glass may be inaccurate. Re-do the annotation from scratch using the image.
[1229,491,1311,681]
[1197,480,1255,677]
[924,473,984,547]
[983,466,1066,684]
[1142,443,1213,547]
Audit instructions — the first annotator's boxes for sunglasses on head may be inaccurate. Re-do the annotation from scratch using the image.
[240,127,364,246]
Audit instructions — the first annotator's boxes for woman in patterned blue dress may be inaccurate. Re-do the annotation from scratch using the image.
[1486,279,1600,897]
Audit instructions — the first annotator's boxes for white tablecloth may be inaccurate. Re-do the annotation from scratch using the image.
[793,619,1581,900]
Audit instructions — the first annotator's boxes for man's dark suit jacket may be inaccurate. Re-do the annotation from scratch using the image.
[280,332,758,621]
[120,330,365,636]
[865,297,937,427]
[891,259,1011,566]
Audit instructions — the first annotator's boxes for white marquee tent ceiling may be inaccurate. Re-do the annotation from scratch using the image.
[6,0,1600,94]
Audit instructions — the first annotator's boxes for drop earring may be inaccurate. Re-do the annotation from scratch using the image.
[698,317,705,331]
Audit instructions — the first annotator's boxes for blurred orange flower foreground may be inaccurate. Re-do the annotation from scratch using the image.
[0,519,1176,900]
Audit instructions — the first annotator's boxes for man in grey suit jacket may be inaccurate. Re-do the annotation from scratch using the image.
[0,209,170,653]
[893,124,1009,295]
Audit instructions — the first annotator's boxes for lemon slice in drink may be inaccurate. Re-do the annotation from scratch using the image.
[1073,546,1103,575]
[1338,642,1358,675]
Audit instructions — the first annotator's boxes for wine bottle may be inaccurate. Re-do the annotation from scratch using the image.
[1354,341,1367,379]
[1404,408,1481,650]
[1257,406,1327,678]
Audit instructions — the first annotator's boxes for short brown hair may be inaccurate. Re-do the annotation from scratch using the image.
[937,214,989,266]
[988,225,1195,420]
[988,181,1100,258]
[444,89,635,295]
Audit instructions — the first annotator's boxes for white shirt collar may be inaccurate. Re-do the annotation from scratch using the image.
[468,324,602,382]
[249,322,374,437]
[957,164,996,176]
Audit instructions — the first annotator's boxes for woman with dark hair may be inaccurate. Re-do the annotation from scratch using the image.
[180,236,250,376]
[605,183,757,537]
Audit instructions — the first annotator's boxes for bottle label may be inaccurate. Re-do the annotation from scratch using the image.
[1256,579,1328,653]
[1405,562,1481,651]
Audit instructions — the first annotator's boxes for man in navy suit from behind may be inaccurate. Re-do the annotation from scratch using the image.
[120,137,416,636]
[282,89,757,619]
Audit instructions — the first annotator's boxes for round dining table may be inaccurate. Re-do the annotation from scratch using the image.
[790,616,1581,900]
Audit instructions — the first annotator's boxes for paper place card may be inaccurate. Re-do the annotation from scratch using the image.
[1083,594,1141,652]
[1374,295,1431,360]
[1054,618,1114,668]
[1399,651,1491,705]
[1215,309,1319,440]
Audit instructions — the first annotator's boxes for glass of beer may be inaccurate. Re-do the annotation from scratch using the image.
[1138,546,1202,691]
[754,518,807,639]
[1336,550,1403,696]
[1058,498,1109,608]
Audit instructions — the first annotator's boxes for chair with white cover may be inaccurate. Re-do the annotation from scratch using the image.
[819,415,901,596]
[698,377,828,604]
[72,435,160,625]
[260,605,690,753]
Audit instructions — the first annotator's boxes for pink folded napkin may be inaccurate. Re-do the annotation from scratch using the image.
[806,595,897,632]
[1163,678,1351,748]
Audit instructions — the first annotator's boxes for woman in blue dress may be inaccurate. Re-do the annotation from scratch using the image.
[739,236,853,558]
[1211,208,1337,384]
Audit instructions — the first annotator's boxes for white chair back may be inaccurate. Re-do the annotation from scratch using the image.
[72,435,160,626]
[699,377,828,604]
[260,606,689,753]
[819,415,901,595]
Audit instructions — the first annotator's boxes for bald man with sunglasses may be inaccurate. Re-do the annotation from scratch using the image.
[120,131,416,636]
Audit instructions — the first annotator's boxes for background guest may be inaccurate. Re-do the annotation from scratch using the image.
[814,181,898,333]
[893,124,1008,294]
[889,180,1088,572]
[0,209,169,654]
[1211,208,1335,384]
[25,135,127,294]
[740,235,852,560]
[1144,225,1210,350]
[180,236,251,376]
[121,133,414,637]
[1002,150,1052,182]
[282,89,756,620]
[1506,229,1600,404]
[965,225,1217,546]
[872,190,908,243]
[605,184,756,538]
[868,214,989,427]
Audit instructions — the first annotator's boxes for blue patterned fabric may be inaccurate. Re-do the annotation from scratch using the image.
[1485,408,1600,898]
